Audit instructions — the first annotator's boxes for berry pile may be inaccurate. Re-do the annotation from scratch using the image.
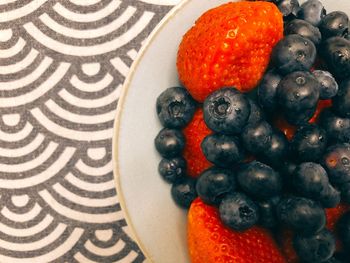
[155,0,350,262]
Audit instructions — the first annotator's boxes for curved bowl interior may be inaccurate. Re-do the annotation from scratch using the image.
[113,0,350,262]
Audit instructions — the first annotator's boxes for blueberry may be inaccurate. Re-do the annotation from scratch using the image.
[241,121,273,154]
[255,0,281,3]
[293,228,336,263]
[278,160,297,186]
[319,11,349,39]
[319,110,350,143]
[319,186,342,209]
[237,161,282,199]
[285,19,322,44]
[277,0,300,18]
[324,257,345,263]
[297,0,326,26]
[321,37,350,80]
[331,253,348,263]
[277,71,320,124]
[277,196,326,235]
[290,125,327,162]
[323,143,350,184]
[158,157,186,183]
[201,134,243,167]
[257,196,280,228]
[258,70,282,112]
[196,167,235,205]
[171,177,197,209]
[156,87,196,128]
[219,192,259,231]
[312,70,339,99]
[340,181,350,203]
[292,162,340,208]
[259,131,289,166]
[203,88,250,134]
[333,79,350,118]
[246,98,265,126]
[337,211,350,250]
[271,35,317,75]
[154,128,185,158]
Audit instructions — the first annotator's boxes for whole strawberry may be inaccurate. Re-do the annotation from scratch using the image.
[177,1,283,102]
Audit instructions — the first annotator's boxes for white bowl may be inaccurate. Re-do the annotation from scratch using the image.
[113,1,350,262]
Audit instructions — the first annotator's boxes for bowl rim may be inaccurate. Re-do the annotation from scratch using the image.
[111,0,192,261]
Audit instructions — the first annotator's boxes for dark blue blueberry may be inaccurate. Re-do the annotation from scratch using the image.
[201,134,243,167]
[337,211,350,251]
[294,228,336,263]
[154,128,185,158]
[237,161,282,199]
[323,143,350,183]
[277,71,320,125]
[319,110,350,144]
[241,121,273,155]
[339,181,350,204]
[293,162,340,208]
[260,0,281,3]
[277,0,300,18]
[158,157,186,183]
[323,143,350,184]
[203,88,250,134]
[278,160,297,187]
[285,108,317,126]
[320,186,342,208]
[321,37,350,80]
[276,196,326,235]
[246,98,265,126]
[271,35,317,75]
[319,11,349,39]
[324,257,345,263]
[196,167,235,205]
[171,177,197,209]
[313,70,339,99]
[257,196,280,228]
[333,79,350,118]
[156,87,196,128]
[331,253,348,263]
[297,0,326,26]
[290,125,327,162]
[258,70,282,112]
[285,19,322,44]
[219,192,259,231]
[259,131,289,166]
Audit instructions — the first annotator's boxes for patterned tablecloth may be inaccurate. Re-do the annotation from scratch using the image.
[0,0,178,262]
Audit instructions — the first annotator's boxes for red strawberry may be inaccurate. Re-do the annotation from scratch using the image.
[183,108,212,177]
[309,99,332,124]
[273,115,297,141]
[279,229,298,263]
[188,198,287,263]
[326,203,350,232]
[177,1,283,102]
[326,203,350,251]
[280,203,350,262]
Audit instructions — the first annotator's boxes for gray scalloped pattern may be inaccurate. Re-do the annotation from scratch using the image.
[0,0,173,262]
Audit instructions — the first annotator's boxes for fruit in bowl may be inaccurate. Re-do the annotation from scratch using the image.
[154,0,350,262]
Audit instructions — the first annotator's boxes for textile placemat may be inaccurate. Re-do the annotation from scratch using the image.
[0,0,176,262]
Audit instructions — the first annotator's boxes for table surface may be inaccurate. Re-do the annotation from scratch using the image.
[0,0,180,262]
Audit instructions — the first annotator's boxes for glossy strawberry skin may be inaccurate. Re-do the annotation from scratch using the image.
[188,198,287,263]
[177,1,283,102]
[183,109,212,177]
